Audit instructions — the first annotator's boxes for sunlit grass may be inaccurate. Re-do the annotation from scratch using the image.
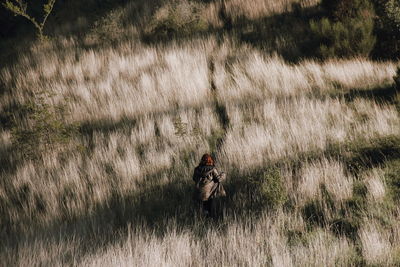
[0,0,399,266]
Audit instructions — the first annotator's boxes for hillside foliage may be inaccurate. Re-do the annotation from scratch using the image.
[373,0,400,59]
[311,0,376,58]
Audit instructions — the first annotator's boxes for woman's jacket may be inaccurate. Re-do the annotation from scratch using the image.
[193,165,226,201]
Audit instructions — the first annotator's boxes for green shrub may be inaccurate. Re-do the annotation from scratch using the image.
[343,247,366,266]
[322,0,375,21]
[248,167,287,210]
[310,18,376,58]
[172,116,202,139]
[373,0,400,59]
[145,0,208,40]
[87,8,125,43]
[311,0,376,58]
[11,91,77,159]
[383,0,400,28]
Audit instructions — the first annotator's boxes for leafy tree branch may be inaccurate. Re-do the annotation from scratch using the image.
[2,0,56,40]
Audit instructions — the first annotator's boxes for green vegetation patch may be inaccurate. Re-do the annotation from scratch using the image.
[10,91,78,160]
[247,166,288,210]
[326,135,400,175]
[310,0,376,58]
[144,1,208,41]
[373,0,400,59]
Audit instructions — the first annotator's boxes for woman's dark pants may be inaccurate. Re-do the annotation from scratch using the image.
[202,199,216,218]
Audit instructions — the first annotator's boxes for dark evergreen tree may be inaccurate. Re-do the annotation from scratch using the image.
[372,0,400,59]
[311,0,376,58]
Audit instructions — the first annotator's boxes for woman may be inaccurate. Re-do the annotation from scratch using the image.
[192,154,226,217]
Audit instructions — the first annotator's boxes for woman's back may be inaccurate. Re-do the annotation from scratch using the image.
[192,154,226,203]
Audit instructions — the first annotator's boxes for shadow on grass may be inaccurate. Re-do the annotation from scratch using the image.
[0,157,277,265]
[0,0,162,85]
[0,168,229,265]
[237,5,323,62]
[2,134,400,265]
[79,117,138,135]
[338,136,400,175]
[0,143,19,177]
[339,84,398,104]
[143,4,323,63]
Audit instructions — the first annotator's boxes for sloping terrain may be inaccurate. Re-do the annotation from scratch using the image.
[0,0,399,266]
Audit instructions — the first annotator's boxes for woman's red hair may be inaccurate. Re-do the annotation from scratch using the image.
[200,154,214,166]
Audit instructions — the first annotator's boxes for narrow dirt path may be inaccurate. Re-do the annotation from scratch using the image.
[208,54,230,157]
[207,1,234,157]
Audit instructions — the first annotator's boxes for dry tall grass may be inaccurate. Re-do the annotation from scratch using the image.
[1,0,400,266]
[1,39,396,124]
[219,97,399,170]
[203,0,321,26]
[5,212,359,267]
[2,37,400,265]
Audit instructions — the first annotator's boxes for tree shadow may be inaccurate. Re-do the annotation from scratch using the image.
[79,117,138,136]
[343,136,400,175]
[0,168,228,265]
[0,144,19,175]
[237,4,323,62]
[0,0,163,75]
[340,84,398,104]
[0,150,278,265]
[2,133,400,265]
[142,3,323,63]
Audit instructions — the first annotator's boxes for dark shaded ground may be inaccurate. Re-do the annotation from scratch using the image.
[0,0,162,71]
[1,131,399,265]
[143,3,323,63]
[341,84,398,104]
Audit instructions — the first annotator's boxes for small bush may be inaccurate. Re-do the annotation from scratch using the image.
[322,0,375,21]
[87,8,125,44]
[11,91,77,159]
[248,167,287,210]
[172,116,202,139]
[310,18,376,58]
[383,0,400,28]
[311,0,376,58]
[145,0,208,40]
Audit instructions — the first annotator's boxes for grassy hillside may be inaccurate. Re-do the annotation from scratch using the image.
[1,0,400,266]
